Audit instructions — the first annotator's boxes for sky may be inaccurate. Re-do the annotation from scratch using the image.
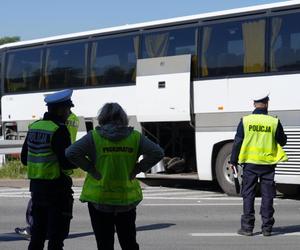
[1,0,289,41]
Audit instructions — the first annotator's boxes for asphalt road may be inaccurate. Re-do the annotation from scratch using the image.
[1,179,300,250]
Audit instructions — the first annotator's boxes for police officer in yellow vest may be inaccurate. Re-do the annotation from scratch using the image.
[66,102,164,250]
[21,89,77,250]
[230,92,287,237]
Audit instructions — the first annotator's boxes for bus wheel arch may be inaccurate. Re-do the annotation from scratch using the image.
[213,141,240,196]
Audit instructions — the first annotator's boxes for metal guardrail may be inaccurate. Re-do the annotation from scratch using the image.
[0,140,23,154]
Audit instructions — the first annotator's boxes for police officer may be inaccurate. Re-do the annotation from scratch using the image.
[230,92,287,237]
[15,111,80,239]
[21,89,77,250]
[66,102,164,250]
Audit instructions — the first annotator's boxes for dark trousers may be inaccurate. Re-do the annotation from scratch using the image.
[88,203,139,250]
[28,192,73,250]
[241,164,276,232]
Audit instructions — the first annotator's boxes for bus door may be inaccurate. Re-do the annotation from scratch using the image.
[136,54,191,122]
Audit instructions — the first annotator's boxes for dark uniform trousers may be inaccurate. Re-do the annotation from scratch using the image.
[241,163,276,232]
[28,192,73,250]
[88,203,139,250]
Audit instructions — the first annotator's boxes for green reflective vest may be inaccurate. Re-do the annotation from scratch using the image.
[80,129,143,205]
[64,113,79,176]
[66,113,79,143]
[238,114,288,165]
[27,120,60,180]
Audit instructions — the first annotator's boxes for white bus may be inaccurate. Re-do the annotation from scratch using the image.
[1,1,300,195]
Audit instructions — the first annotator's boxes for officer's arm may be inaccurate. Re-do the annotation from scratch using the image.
[20,135,28,166]
[51,126,77,170]
[230,120,244,165]
[276,120,287,146]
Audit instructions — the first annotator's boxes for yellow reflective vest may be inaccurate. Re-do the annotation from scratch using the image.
[66,112,79,143]
[238,114,287,165]
[80,129,143,205]
[27,120,60,179]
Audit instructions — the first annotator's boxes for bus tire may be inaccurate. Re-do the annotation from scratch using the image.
[215,142,240,196]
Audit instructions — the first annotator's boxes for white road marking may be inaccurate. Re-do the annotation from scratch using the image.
[190,232,300,237]
[143,203,244,206]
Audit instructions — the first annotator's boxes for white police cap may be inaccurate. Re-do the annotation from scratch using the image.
[253,91,270,103]
[44,89,74,107]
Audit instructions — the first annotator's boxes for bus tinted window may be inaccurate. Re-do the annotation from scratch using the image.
[270,12,300,72]
[45,42,88,89]
[142,26,197,76]
[5,48,43,93]
[90,34,138,85]
[201,19,266,77]
[142,27,196,58]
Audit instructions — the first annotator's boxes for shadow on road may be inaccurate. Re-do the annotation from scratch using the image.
[68,231,94,239]
[272,225,300,235]
[137,223,176,231]
[0,232,29,241]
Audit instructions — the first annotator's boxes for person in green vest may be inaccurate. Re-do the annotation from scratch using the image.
[230,92,287,237]
[15,108,79,239]
[21,89,77,250]
[66,102,164,250]
[66,112,79,143]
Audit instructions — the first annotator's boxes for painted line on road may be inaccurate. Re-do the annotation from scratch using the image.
[143,203,243,206]
[190,232,300,237]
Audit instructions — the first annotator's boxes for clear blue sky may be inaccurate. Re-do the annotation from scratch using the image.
[1,0,287,41]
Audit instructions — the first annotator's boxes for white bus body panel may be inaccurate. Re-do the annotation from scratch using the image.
[1,86,137,122]
[136,55,191,122]
[196,131,235,180]
[194,74,300,114]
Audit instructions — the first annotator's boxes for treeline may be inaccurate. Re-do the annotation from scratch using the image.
[0,36,20,46]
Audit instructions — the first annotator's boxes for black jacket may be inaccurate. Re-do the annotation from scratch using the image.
[21,112,76,194]
[230,108,287,165]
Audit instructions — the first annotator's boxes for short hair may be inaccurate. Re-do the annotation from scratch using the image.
[97,103,128,126]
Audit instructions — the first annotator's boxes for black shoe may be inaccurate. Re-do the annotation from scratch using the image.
[262,230,272,236]
[237,228,253,236]
[15,227,31,238]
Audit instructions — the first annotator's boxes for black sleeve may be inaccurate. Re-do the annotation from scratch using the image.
[21,136,28,166]
[275,120,287,146]
[230,119,244,165]
[51,125,77,170]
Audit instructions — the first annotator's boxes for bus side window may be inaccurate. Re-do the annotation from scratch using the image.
[270,12,300,72]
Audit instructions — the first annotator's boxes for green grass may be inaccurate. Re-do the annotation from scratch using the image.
[0,159,86,179]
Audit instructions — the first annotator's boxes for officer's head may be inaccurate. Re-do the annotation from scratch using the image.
[97,103,128,126]
[253,92,269,109]
[44,89,74,123]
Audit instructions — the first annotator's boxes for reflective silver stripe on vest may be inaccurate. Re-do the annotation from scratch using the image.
[28,148,52,154]
[27,154,57,163]
[27,142,51,149]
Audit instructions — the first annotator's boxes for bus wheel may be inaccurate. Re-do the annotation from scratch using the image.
[215,142,241,196]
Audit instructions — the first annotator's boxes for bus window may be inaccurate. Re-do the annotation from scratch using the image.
[270,11,300,72]
[90,34,138,86]
[4,48,43,93]
[141,26,197,77]
[142,26,196,58]
[45,41,88,89]
[201,18,266,77]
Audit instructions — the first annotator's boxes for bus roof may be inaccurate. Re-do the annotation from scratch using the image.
[1,0,300,50]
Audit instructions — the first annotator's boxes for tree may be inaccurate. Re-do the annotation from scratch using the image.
[0,36,20,45]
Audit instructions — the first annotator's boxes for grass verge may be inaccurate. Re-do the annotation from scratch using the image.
[0,159,86,179]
